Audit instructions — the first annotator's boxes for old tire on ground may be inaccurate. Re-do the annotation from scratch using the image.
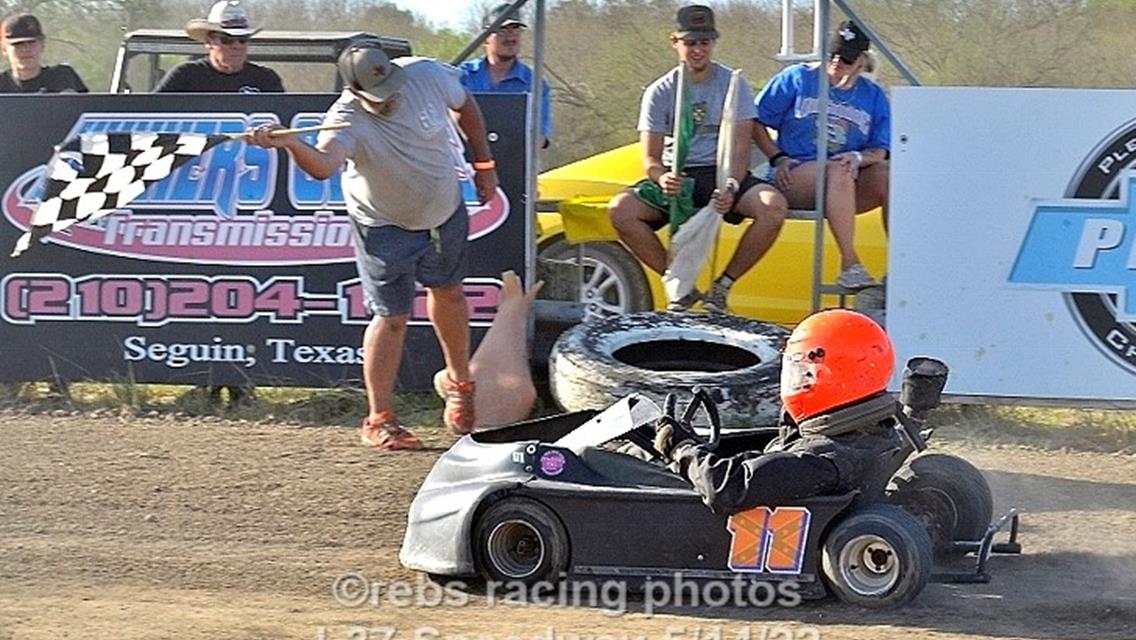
[886,453,994,557]
[821,504,934,608]
[549,311,789,429]
[537,239,653,319]
[473,497,570,586]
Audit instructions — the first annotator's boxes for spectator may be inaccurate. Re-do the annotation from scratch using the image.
[246,41,498,450]
[0,14,87,93]
[155,0,283,93]
[752,20,890,290]
[459,3,552,147]
[607,4,787,313]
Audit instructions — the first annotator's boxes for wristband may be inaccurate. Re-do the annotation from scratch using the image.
[851,151,863,167]
[472,159,496,171]
[769,151,789,167]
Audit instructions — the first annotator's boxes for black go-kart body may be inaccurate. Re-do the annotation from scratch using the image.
[400,369,1021,608]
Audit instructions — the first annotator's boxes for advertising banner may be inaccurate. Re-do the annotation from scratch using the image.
[0,93,529,390]
[889,87,1136,403]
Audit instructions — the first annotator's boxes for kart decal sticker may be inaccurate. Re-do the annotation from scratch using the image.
[539,450,566,476]
[726,506,811,574]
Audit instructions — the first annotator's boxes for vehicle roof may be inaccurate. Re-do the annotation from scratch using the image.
[118,29,412,61]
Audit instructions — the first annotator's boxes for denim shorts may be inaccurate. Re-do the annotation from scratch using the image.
[352,202,469,317]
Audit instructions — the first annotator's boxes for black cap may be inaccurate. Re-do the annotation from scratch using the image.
[2,14,45,44]
[675,5,719,40]
[483,3,527,30]
[829,21,870,63]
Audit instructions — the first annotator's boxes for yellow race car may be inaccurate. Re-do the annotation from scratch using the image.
[536,143,887,327]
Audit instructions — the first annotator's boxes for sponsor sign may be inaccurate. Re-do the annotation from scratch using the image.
[889,87,1136,403]
[0,93,529,388]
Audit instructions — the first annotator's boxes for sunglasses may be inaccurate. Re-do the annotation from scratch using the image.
[211,33,249,45]
[832,52,860,65]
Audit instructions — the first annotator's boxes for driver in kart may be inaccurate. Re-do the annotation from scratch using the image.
[653,309,903,512]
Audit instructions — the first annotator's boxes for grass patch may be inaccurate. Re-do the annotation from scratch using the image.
[0,381,444,429]
[928,404,1135,454]
[2,381,1132,454]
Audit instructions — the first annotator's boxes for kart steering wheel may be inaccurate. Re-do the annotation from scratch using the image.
[626,387,724,460]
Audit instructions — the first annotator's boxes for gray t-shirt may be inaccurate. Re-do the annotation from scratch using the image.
[638,62,756,168]
[319,57,468,230]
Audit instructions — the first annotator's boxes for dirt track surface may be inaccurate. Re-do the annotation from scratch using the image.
[2,412,1135,640]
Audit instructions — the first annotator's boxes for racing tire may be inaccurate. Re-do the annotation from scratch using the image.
[886,453,994,557]
[821,504,934,608]
[473,497,570,586]
[538,239,653,319]
[549,311,788,428]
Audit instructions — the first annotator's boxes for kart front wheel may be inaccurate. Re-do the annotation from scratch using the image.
[473,497,570,586]
[887,453,994,556]
[822,504,933,608]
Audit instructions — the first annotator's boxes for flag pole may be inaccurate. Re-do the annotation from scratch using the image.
[225,122,351,140]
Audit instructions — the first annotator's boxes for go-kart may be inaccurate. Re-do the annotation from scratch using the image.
[399,358,1021,608]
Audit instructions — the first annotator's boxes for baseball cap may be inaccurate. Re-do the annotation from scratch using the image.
[674,4,719,40]
[2,14,45,44]
[829,20,870,63]
[338,41,406,103]
[483,3,527,29]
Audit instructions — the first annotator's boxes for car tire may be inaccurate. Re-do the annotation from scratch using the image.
[549,311,788,428]
[821,504,934,608]
[473,497,570,586]
[886,453,994,557]
[538,239,653,319]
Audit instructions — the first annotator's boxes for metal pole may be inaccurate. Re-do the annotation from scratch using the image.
[528,0,545,295]
[780,0,795,58]
[831,0,921,85]
[811,0,831,313]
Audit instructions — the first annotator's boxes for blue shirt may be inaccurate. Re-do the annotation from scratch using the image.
[754,63,890,161]
[460,57,552,140]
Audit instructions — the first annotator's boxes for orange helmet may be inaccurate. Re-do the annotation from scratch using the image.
[781,309,895,422]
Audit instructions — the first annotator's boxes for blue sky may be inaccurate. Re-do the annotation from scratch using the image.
[390,0,488,31]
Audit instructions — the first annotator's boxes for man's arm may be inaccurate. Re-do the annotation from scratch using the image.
[729,118,754,183]
[247,125,347,180]
[454,90,499,204]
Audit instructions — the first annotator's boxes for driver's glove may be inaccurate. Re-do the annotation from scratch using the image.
[653,418,698,461]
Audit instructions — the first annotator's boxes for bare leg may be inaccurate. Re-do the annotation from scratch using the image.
[363,313,409,420]
[427,283,471,383]
[783,161,860,269]
[722,184,787,279]
[609,190,667,275]
[856,160,890,233]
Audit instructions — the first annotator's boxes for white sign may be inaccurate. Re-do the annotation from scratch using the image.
[889,87,1136,404]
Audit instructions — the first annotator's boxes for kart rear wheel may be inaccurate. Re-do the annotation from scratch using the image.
[822,504,933,608]
[473,497,570,586]
[887,453,994,557]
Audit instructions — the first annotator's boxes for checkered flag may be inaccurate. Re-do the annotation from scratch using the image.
[10,132,226,257]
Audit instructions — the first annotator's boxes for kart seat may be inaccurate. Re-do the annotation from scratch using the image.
[578,446,690,489]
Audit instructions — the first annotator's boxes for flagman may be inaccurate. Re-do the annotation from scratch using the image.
[246,41,496,451]
[607,4,786,313]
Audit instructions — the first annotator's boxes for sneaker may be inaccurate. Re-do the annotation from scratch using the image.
[360,411,423,451]
[836,263,879,290]
[703,282,730,314]
[666,289,703,312]
[442,377,476,435]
